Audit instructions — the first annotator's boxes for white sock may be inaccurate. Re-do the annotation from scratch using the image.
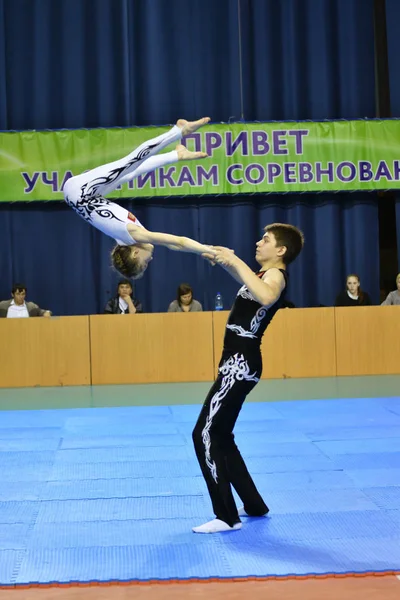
[192,518,242,534]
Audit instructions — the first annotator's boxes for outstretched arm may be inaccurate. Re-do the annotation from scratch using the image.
[204,247,285,306]
[128,225,215,256]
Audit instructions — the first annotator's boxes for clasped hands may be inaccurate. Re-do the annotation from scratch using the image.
[202,246,237,268]
[120,294,137,313]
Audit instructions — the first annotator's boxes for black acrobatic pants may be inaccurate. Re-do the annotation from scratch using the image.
[192,351,269,527]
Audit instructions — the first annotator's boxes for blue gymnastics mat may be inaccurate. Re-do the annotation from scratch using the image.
[0,396,399,585]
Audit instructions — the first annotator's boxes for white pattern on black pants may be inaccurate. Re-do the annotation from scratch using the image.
[201,353,259,483]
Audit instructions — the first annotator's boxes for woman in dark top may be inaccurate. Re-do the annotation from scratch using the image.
[335,274,371,306]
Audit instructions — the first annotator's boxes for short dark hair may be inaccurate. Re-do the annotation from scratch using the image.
[117,279,132,288]
[111,245,144,279]
[177,283,193,305]
[264,223,304,265]
[12,283,27,294]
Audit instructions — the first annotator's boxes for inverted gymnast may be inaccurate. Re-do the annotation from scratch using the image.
[192,224,304,533]
[64,117,215,278]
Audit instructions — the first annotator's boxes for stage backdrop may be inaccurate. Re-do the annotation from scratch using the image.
[0,0,381,314]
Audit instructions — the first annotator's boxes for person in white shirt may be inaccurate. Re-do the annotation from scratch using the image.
[64,117,216,280]
[0,284,51,318]
[381,273,400,305]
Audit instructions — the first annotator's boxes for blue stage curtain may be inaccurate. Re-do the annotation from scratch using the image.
[0,0,376,129]
[0,0,242,129]
[386,0,400,117]
[386,0,400,276]
[239,0,376,120]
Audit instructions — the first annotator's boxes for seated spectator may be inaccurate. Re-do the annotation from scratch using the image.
[335,274,371,307]
[104,279,143,314]
[381,273,400,305]
[168,283,202,313]
[0,283,51,318]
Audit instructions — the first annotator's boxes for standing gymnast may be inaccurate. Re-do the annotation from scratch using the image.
[192,224,304,533]
[64,117,214,278]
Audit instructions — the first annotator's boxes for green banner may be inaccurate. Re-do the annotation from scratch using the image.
[1,120,400,201]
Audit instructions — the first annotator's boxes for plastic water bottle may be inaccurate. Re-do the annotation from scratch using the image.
[215,293,223,311]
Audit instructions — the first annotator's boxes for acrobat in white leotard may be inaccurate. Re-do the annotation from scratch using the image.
[63,125,182,246]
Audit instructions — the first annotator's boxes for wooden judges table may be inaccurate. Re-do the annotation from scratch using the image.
[0,307,399,388]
